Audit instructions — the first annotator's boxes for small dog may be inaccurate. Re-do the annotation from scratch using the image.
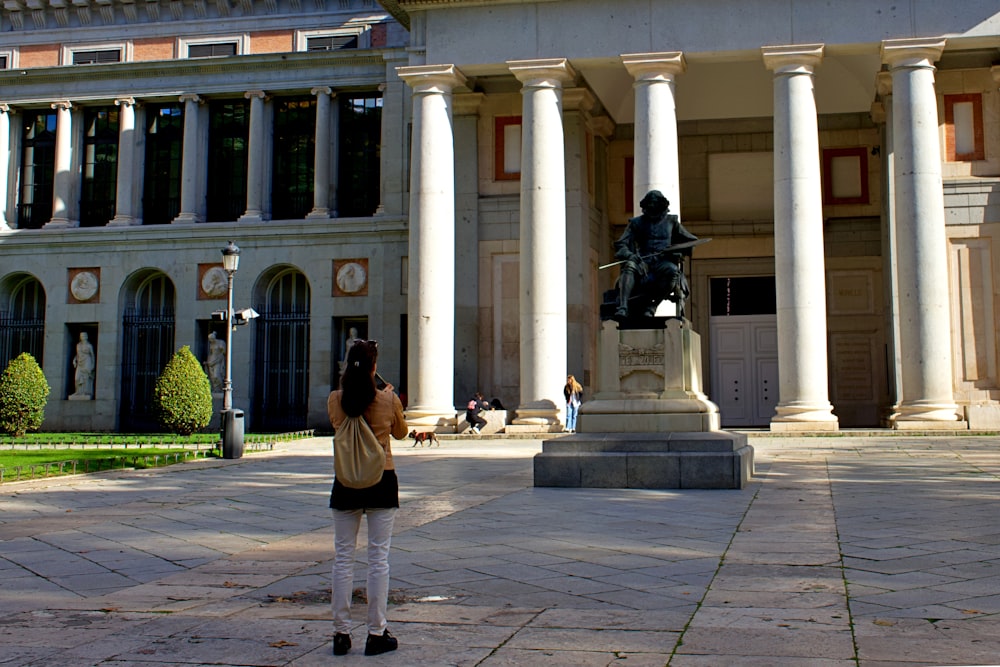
[409,430,440,447]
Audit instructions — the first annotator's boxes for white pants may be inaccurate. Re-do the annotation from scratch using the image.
[332,508,396,635]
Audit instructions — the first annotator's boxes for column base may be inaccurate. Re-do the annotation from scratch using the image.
[238,212,263,223]
[172,213,202,224]
[892,401,964,423]
[43,217,78,229]
[891,419,969,431]
[305,208,331,219]
[404,407,458,432]
[107,215,138,227]
[511,405,561,432]
[770,419,840,433]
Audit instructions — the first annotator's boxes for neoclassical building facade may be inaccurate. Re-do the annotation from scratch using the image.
[0,0,998,433]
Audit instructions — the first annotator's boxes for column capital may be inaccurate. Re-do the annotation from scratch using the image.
[562,87,595,113]
[50,100,72,111]
[621,51,686,81]
[507,58,576,88]
[587,115,615,139]
[881,37,945,69]
[310,86,332,97]
[114,97,136,108]
[397,64,467,93]
[0,104,10,114]
[991,65,1000,88]
[452,91,485,116]
[179,93,202,104]
[244,90,266,101]
[876,71,893,97]
[762,44,824,74]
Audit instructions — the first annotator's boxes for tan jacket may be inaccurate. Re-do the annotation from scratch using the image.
[327,388,408,470]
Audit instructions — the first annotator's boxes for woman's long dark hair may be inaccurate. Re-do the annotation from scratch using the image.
[340,340,378,417]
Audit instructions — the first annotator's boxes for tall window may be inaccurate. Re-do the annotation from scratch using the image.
[80,107,119,227]
[206,100,249,222]
[272,97,315,220]
[0,275,45,370]
[18,110,56,229]
[338,93,382,217]
[143,104,183,225]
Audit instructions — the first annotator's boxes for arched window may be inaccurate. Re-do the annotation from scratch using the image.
[252,268,311,431]
[120,272,175,431]
[0,275,45,369]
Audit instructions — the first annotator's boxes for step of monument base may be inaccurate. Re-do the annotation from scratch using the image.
[534,431,753,490]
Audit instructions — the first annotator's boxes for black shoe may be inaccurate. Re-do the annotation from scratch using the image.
[364,630,398,656]
[333,633,351,656]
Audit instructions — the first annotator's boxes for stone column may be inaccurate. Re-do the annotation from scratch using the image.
[173,94,202,224]
[508,58,575,429]
[397,64,466,430]
[622,52,685,213]
[239,90,266,223]
[762,44,838,431]
[45,100,76,228]
[307,86,332,219]
[882,38,962,427]
[873,73,905,419]
[0,105,10,230]
[109,97,137,226]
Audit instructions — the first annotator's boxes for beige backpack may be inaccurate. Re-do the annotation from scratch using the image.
[333,415,385,489]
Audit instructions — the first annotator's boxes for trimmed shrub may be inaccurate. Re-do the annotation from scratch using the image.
[0,352,51,437]
[153,345,214,436]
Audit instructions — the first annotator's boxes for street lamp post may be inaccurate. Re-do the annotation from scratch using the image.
[220,240,243,458]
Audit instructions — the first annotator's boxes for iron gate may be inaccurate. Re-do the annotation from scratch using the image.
[0,312,44,370]
[120,307,175,431]
[252,307,310,432]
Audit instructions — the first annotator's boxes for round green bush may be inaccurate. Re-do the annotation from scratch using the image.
[153,345,214,436]
[0,352,51,437]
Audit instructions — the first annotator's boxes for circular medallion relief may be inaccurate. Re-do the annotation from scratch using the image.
[70,271,99,302]
[336,262,367,294]
[201,267,229,298]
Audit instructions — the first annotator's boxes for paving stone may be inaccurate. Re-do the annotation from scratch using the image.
[4,436,1000,666]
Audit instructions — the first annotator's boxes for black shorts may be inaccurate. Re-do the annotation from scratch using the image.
[330,469,399,511]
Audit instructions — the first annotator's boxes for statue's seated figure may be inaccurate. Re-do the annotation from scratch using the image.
[605,190,699,320]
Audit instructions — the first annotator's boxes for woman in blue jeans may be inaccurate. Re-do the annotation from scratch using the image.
[564,374,583,433]
[327,339,409,656]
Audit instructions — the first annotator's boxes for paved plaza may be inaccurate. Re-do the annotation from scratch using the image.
[2,434,1000,666]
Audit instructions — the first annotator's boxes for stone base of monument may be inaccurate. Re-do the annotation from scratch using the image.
[534,318,753,490]
[534,431,753,489]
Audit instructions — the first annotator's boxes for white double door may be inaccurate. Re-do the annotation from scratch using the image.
[709,314,778,427]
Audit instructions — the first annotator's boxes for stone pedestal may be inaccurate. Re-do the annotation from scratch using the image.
[534,318,752,489]
[534,432,753,489]
[582,318,720,431]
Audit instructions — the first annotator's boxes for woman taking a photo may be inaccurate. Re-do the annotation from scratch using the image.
[327,339,408,656]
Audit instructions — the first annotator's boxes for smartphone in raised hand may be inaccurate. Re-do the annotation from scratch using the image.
[375,372,388,391]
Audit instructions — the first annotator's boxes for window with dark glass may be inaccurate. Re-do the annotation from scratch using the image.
[188,43,237,58]
[206,99,249,222]
[271,97,315,220]
[338,93,382,217]
[306,35,358,51]
[72,49,121,65]
[80,107,119,227]
[710,277,777,316]
[0,55,8,69]
[143,104,183,225]
[17,111,56,229]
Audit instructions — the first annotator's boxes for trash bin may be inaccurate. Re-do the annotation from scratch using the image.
[222,408,244,459]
